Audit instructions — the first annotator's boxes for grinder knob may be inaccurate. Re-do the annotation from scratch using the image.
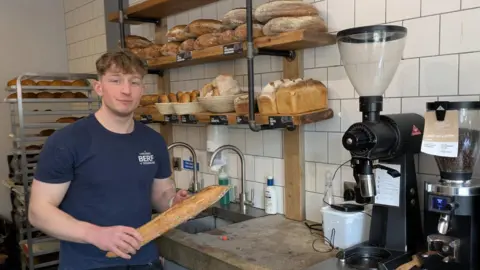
[342,130,372,151]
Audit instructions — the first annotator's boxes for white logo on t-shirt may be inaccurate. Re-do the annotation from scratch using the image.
[138,151,155,165]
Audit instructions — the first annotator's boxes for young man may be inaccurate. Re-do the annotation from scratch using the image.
[28,51,189,270]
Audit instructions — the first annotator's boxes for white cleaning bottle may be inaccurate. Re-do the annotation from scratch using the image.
[265,176,278,214]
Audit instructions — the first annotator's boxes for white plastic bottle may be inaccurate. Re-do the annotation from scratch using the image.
[265,176,278,214]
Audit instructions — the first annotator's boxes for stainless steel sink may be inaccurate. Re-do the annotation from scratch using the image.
[175,202,267,234]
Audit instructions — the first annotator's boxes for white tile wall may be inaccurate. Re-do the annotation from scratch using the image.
[123,0,480,222]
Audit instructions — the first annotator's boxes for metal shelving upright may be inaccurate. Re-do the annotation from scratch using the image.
[4,72,99,270]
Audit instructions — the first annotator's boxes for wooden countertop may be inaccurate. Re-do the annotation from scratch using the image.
[156,215,337,270]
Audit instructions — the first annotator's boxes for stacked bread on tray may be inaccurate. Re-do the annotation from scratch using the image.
[5,78,89,100]
[127,1,326,60]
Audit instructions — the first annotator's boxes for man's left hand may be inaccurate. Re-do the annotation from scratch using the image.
[172,189,190,206]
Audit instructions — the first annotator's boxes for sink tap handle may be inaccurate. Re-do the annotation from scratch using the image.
[250,188,254,203]
[233,185,240,202]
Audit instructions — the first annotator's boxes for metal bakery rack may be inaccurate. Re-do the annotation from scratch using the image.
[3,72,100,270]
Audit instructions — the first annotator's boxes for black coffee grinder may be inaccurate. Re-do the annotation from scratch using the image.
[422,101,480,270]
[335,25,424,270]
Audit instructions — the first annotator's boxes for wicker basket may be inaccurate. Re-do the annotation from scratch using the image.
[155,103,175,115]
[172,102,205,115]
[198,94,244,113]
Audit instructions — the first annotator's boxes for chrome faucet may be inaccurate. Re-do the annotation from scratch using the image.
[208,145,253,213]
[167,142,200,193]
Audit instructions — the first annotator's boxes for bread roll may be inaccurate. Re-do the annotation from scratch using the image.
[219,30,239,45]
[74,92,87,98]
[234,23,264,41]
[176,91,184,100]
[71,80,87,86]
[63,81,73,86]
[123,35,152,49]
[276,79,328,114]
[179,93,191,103]
[222,8,248,29]
[51,80,65,86]
[56,117,78,123]
[159,94,169,103]
[263,16,327,36]
[37,92,54,98]
[22,79,36,86]
[7,78,16,86]
[53,92,62,98]
[234,94,251,114]
[190,92,198,102]
[185,19,229,37]
[161,42,181,56]
[24,92,37,98]
[26,145,42,151]
[60,92,75,98]
[140,95,160,106]
[36,81,51,86]
[7,93,16,99]
[179,39,195,52]
[194,33,222,50]
[166,25,197,42]
[254,1,319,23]
[39,129,55,136]
[168,93,177,103]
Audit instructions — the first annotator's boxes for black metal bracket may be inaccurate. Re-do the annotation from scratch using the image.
[123,16,160,24]
[257,48,296,61]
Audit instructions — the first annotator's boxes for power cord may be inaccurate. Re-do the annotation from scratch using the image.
[304,222,335,253]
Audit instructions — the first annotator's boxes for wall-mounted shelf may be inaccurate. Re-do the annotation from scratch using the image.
[134,108,334,129]
[147,30,336,70]
[108,0,220,24]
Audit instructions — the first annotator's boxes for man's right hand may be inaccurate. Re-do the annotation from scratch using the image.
[88,225,143,259]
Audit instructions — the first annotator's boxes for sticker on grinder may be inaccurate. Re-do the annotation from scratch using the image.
[421,110,459,158]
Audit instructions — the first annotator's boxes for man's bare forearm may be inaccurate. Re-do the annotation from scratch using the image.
[29,203,98,244]
[152,178,177,212]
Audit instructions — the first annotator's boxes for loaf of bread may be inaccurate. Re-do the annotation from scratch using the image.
[234,94,260,114]
[22,79,36,86]
[36,81,51,86]
[106,185,230,258]
[161,42,181,56]
[56,117,78,123]
[222,8,248,29]
[51,80,66,86]
[258,78,328,114]
[263,16,327,36]
[218,30,239,45]
[201,75,241,97]
[140,95,160,106]
[176,91,184,100]
[130,47,147,59]
[143,44,163,59]
[37,92,54,98]
[26,145,43,151]
[179,39,195,52]
[185,19,229,37]
[74,92,88,98]
[60,92,75,99]
[168,93,177,103]
[179,93,191,103]
[166,25,197,42]
[254,1,319,23]
[7,92,37,99]
[159,94,169,103]
[123,35,153,49]
[194,33,222,50]
[6,79,16,86]
[71,80,87,86]
[234,23,264,41]
[53,92,62,98]
[39,129,56,136]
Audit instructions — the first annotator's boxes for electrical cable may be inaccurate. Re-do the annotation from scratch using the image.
[304,222,335,253]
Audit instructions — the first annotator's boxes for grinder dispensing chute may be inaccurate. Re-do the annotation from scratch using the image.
[335,25,425,269]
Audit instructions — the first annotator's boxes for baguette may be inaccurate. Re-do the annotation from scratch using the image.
[254,1,319,24]
[106,185,230,258]
[262,16,327,36]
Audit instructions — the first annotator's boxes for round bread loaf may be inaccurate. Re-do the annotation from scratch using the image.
[22,79,36,86]
[7,78,16,86]
[179,93,191,103]
[37,92,55,98]
[26,145,42,151]
[254,1,320,23]
[185,19,229,37]
[56,117,78,123]
[60,92,75,98]
[71,80,87,86]
[74,92,87,98]
[159,94,169,103]
[262,16,327,36]
[36,81,51,86]
[168,93,177,103]
[53,92,62,98]
[166,25,197,42]
[39,129,56,136]
[51,80,65,86]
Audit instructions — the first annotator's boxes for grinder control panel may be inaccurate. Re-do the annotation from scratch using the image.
[428,195,454,214]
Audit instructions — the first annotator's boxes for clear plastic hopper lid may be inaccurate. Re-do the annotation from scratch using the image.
[336,25,408,97]
[426,101,480,181]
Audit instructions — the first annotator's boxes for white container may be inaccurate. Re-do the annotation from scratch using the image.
[265,176,277,214]
[321,206,370,249]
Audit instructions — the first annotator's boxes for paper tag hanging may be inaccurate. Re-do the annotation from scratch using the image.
[421,110,459,158]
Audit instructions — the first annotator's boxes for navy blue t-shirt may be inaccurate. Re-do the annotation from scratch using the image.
[34,114,172,270]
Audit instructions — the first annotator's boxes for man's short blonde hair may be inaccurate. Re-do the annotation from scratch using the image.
[95,50,147,77]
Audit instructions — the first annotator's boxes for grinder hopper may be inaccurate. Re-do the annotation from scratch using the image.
[336,25,407,97]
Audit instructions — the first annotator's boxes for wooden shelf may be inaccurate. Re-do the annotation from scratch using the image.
[147,29,336,69]
[134,108,334,128]
[108,0,219,23]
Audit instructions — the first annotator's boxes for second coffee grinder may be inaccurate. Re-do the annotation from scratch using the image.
[422,101,480,270]
[313,25,425,270]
